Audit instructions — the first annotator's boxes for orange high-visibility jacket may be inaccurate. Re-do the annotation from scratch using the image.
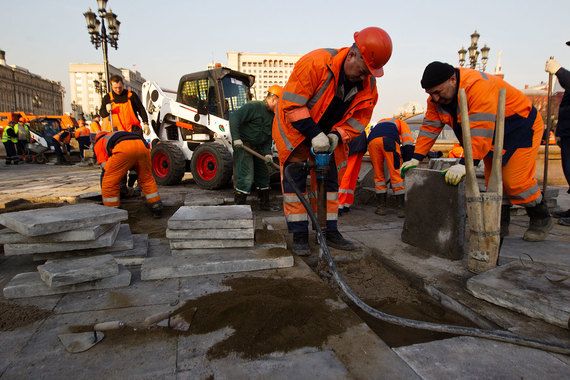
[74,126,91,138]
[273,47,378,165]
[90,121,101,133]
[53,130,71,144]
[94,131,148,166]
[105,90,141,132]
[415,68,537,163]
[368,118,414,145]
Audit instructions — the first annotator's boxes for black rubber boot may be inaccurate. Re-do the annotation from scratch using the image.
[395,194,405,218]
[234,192,248,205]
[523,200,553,242]
[292,232,310,256]
[325,230,357,251]
[375,193,387,215]
[258,189,271,211]
[150,201,163,219]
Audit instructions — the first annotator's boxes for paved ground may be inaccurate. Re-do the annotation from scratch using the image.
[0,162,569,378]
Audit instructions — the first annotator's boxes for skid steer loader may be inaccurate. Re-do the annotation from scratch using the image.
[142,67,254,189]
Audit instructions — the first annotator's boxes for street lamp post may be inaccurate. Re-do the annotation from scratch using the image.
[458,30,490,71]
[83,0,120,93]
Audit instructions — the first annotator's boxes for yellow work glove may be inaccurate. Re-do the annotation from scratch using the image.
[444,163,466,185]
[311,132,330,152]
[400,158,419,178]
[545,58,561,75]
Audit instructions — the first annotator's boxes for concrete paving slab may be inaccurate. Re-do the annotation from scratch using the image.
[254,229,287,249]
[0,223,116,244]
[166,228,254,240]
[466,261,570,329]
[170,239,254,249]
[499,236,570,271]
[184,193,225,206]
[37,254,119,288]
[4,223,121,256]
[0,204,128,236]
[1,305,177,379]
[0,320,44,376]
[141,248,294,280]
[3,266,131,299]
[168,205,254,230]
[401,168,466,260]
[394,336,570,379]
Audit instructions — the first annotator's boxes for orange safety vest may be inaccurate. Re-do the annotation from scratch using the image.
[104,90,141,132]
[369,118,414,146]
[416,68,537,163]
[448,144,464,158]
[90,121,101,133]
[53,130,71,144]
[273,47,378,170]
[75,126,91,138]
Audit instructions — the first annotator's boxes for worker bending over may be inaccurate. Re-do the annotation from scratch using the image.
[231,85,282,210]
[53,128,73,165]
[94,131,162,218]
[273,27,392,255]
[75,119,92,162]
[368,117,414,217]
[338,131,367,214]
[401,61,552,242]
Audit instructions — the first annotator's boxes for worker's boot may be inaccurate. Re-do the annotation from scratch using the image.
[292,232,310,256]
[395,194,406,218]
[150,201,163,219]
[234,192,248,205]
[552,209,570,218]
[375,193,387,215]
[523,200,553,242]
[325,230,357,251]
[258,189,272,211]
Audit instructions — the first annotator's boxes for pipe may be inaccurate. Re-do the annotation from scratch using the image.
[543,56,555,194]
[283,163,570,355]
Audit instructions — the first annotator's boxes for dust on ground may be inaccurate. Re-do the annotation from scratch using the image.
[0,301,53,331]
[336,255,475,347]
[120,202,178,238]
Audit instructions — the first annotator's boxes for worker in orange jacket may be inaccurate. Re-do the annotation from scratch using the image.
[273,26,392,255]
[401,62,551,242]
[338,131,367,214]
[368,118,414,217]
[52,128,73,165]
[90,114,102,134]
[94,131,162,217]
[74,119,91,161]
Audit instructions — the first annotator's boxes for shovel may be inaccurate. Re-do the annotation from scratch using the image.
[459,88,506,273]
[58,302,195,353]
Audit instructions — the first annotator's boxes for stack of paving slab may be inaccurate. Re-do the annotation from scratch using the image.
[0,204,141,298]
[141,205,293,280]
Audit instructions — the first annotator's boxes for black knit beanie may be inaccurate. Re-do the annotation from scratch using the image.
[421,61,455,89]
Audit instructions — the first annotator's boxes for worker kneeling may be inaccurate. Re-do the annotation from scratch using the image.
[94,131,163,218]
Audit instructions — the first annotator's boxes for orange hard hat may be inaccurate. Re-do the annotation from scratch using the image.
[353,27,393,78]
[95,131,109,143]
[267,84,283,98]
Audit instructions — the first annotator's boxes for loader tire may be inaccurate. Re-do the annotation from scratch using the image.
[191,142,233,190]
[151,142,186,185]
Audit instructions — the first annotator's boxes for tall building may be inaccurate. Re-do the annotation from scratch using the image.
[68,63,146,118]
[226,52,302,100]
[0,50,64,114]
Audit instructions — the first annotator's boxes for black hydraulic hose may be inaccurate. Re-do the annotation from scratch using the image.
[283,162,570,355]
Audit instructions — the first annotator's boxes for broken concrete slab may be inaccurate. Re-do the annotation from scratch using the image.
[166,228,254,240]
[0,223,116,244]
[466,261,570,329]
[394,336,570,379]
[261,216,288,230]
[498,237,570,271]
[0,204,128,236]
[3,266,131,299]
[141,247,294,280]
[170,239,254,249]
[401,168,466,260]
[37,254,119,288]
[184,193,225,206]
[32,224,134,261]
[168,205,253,230]
[254,229,287,249]
[4,223,121,256]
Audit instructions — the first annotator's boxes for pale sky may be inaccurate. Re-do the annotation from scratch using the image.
[2,0,569,121]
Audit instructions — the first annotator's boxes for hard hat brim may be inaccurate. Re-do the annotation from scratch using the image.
[369,66,384,78]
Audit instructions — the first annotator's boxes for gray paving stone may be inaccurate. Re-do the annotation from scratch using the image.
[394,336,570,379]
[3,266,131,299]
[141,247,294,280]
[499,236,570,271]
[255,229,287,249]
[168,205,253,230]
[184,193,225,206]
[37,254,119,288]
[0,223,116,244]
[166,228,254,240]
[466,261,570,329]
[0,204,128,236]
[401,168,466,260]
[4,223,121,256]
[170,238,254,249]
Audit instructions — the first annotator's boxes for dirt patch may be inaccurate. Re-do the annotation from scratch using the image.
[337,256,476,347]
[0,301,53,331]
[120,203,178,238]
[0,201,68,214]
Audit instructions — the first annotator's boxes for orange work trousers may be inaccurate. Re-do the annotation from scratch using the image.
[338,152,364,208]
[483,114,544,207]
[101,140,160,207]
[368,137,405,195]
